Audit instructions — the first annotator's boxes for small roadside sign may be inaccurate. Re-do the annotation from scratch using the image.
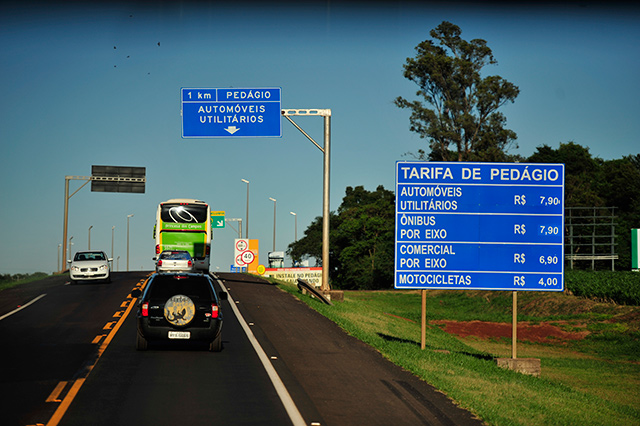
[211,211,225,229]
[234,239,259,273]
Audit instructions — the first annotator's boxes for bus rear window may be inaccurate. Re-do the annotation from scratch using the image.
[161,203,208,223]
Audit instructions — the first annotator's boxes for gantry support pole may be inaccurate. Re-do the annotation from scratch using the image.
[282,109,331,291]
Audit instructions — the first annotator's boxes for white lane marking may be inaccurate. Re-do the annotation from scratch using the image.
[0,293,47,321]
[214,276,306,426]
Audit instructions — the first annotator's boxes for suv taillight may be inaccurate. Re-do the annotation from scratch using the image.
[157,260,163,266]
[211,304,219,319]
[142,302,149,317]
[188,260,192,267]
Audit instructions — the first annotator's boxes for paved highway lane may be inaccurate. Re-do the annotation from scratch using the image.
[58,276,295,426]
[0,272,150,426]
[2,272,483,426]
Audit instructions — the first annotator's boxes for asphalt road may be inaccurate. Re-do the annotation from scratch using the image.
[0,272,292,426]
[0,272,483,426]
[0,272,151,426]
[217,273,484,426]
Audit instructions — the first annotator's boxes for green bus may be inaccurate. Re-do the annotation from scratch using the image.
[154,199,211,272]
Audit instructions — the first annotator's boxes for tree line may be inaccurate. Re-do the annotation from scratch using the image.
[287,22,639,290]
[287,146,639,290]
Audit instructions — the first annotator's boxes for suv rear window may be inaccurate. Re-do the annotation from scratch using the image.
[148,275,213,301]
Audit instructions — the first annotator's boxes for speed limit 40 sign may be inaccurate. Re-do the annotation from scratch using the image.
[234,239,259,272]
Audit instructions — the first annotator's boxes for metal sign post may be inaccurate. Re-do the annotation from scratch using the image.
[179,87,332,291]
[282,109,332,292]
[61,167,146,272]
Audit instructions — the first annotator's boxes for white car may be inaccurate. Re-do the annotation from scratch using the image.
[68,251,112,283]
[155,250,195,273]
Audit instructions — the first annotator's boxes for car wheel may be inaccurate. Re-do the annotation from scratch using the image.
[209,332,223,352]
[136,331,148,351]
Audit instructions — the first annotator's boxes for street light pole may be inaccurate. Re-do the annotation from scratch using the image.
[88,225,93,250]
[241,179,250,238]
[68,236,74,263]
[127,214,134,271]
[269,197,277,252]
[111,226,115,264]
[290,212,297,242]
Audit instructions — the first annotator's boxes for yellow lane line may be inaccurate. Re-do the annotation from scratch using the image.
[45,381,67,403]
[91,334,105,345]
[45,277,149,426]
[45,379,85,426]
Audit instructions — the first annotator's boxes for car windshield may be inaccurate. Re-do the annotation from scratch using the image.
[148,275,212,300]
[160,251,191,260]
[74,252,106,261]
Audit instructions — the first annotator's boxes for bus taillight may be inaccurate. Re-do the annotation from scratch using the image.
[206,245,210,255]
[156,245,161,255]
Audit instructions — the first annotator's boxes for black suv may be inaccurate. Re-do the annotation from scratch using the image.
[131,273,227,351]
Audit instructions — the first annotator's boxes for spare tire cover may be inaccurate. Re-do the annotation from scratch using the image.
[164,295,195,326]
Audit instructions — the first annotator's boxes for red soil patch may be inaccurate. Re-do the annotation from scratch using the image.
[431,320,589,344]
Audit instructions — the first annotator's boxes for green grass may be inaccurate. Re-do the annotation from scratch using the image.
[0,272,50,291]
[274,282,640,426]
[565,270,640,305]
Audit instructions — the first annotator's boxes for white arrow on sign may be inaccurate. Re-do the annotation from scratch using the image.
[216,219,224,227]
[225,126,240,134]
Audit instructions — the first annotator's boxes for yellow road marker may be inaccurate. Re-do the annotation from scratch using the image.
[45,381,67,403]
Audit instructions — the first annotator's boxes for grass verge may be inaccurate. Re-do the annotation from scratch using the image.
[274,281,640,426]
[0,272,51,292]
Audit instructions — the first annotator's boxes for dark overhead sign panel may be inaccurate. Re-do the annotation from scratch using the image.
[91,165,146,194]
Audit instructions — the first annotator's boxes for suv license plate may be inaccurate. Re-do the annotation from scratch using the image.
[168,331,190,339]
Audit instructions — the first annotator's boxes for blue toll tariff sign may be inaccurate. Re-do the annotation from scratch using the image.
[181,87,282,138]
[395,162,565,291]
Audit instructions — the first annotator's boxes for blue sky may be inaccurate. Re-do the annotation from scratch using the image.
[1,1,638,274]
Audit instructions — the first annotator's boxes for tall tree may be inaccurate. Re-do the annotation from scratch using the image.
[287,186,395,290]
[395,21,520,162]
[333,186,395,290]
[527,142,604,207]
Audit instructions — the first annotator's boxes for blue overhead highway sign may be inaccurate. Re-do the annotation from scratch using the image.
[395,161,565,291]
[181,87,282,138]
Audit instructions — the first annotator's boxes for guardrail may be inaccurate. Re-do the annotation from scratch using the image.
[297,279,332,306]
